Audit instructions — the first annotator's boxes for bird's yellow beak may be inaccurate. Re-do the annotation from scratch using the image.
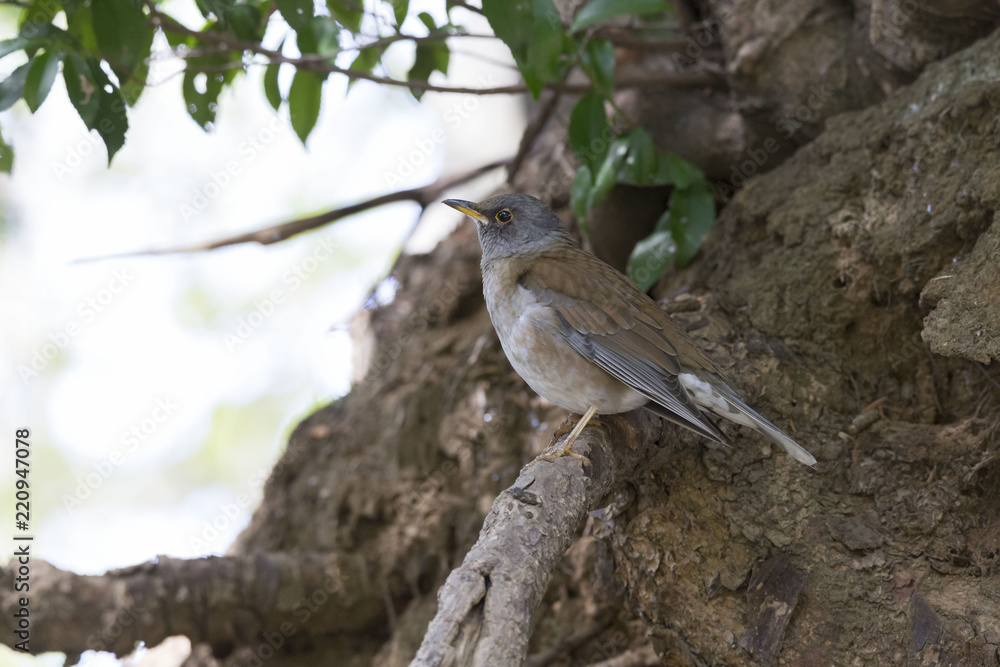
[443,199,488,224]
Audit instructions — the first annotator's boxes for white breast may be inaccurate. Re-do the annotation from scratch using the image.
[483,277,647,414]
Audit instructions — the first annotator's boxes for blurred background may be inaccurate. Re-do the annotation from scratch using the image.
[0,1,523,663]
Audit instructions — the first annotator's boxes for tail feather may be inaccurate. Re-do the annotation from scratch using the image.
[720,395,817,466]
[677,372,817,466]
[642,401,731,445]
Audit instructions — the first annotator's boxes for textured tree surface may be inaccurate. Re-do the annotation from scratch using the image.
[3,3,1000,666]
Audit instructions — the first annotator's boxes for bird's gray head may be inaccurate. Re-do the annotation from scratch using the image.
[443,194,570,260]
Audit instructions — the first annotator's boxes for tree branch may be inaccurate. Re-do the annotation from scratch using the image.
[411,410,663,667]
[149,9,721,96]
[78,159,509,261]
[0,551,383,663]
[340,31,497,53]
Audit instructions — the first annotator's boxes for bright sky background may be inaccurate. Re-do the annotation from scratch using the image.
[0,2,523,664]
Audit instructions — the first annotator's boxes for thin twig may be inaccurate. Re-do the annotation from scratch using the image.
[341,31,496,53]
[448,2,483,15]
[77,159,509,261]
[150,8,721,96]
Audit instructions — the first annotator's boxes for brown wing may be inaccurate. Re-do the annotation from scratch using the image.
[519,248,725,441]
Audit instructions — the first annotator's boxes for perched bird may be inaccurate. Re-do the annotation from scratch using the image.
[444,193,816,467]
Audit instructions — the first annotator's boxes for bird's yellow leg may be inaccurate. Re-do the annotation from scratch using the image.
[536,405,599,466]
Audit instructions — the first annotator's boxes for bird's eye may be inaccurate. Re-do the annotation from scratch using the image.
[496,209,513,223]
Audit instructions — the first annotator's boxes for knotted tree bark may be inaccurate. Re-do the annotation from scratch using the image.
[3,3,1000,665]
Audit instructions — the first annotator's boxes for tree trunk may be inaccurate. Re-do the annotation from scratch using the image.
[4,3,1000,666]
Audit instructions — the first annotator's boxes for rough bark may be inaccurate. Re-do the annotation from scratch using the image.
[0,553,362,663]
[3,4,1000,666]
[412,412,661,667]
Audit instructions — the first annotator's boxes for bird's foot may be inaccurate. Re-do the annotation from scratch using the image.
[551,412,604,439]
[538,438,591,466]
[530,406,600,467]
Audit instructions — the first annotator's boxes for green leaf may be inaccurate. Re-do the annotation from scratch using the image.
[182,67,225,130]
[665,152,696,188]
[275,0,313,30]
[409,40,449,99]
[618,128,662,186]
[264,62,282,110]
[0,37,44,59]
[18,0,59,35]
[194,0,234,22]
[65,2,99,52]
[90,60,129,163]
[571,0,668,33]
[63,53,100,127]
[295,16,340,54]
[0,63,30,112]
[570,165,592,222]
[228,4,263,41]
[392,0,410,26]
[92,0,153,79]
[627,225,676,292]
[316,16,342,53]
[328,0,365,32]
[669,179,715,267]
[526,0,567,95]
[24,49,62,112]
[482,0,567,97]
[288,70,324,145]
[579,37,614,95]
[417,11,436,31]
[567,93,609,173]
[590,137,628,208]
[120,31,154,106]
[347,44,385,86]
[0,122,13,174]
[64,5,99,52]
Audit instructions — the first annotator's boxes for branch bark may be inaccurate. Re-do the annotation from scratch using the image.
[79,159,509,261]
[0,551,382,663]
[149,8,721,97]
[411,410,663,667]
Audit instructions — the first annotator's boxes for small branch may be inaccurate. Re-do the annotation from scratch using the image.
[411,411,662,667]
[448,2,483,15]
[149,9,721,96]
[77,159,509,261]
[341,31,497,53]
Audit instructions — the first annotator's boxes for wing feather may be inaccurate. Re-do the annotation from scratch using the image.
[519,251,725,441]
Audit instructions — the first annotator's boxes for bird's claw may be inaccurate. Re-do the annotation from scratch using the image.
[529,441,591,467]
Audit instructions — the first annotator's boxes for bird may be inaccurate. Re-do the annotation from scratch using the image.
[443,193,816,467]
